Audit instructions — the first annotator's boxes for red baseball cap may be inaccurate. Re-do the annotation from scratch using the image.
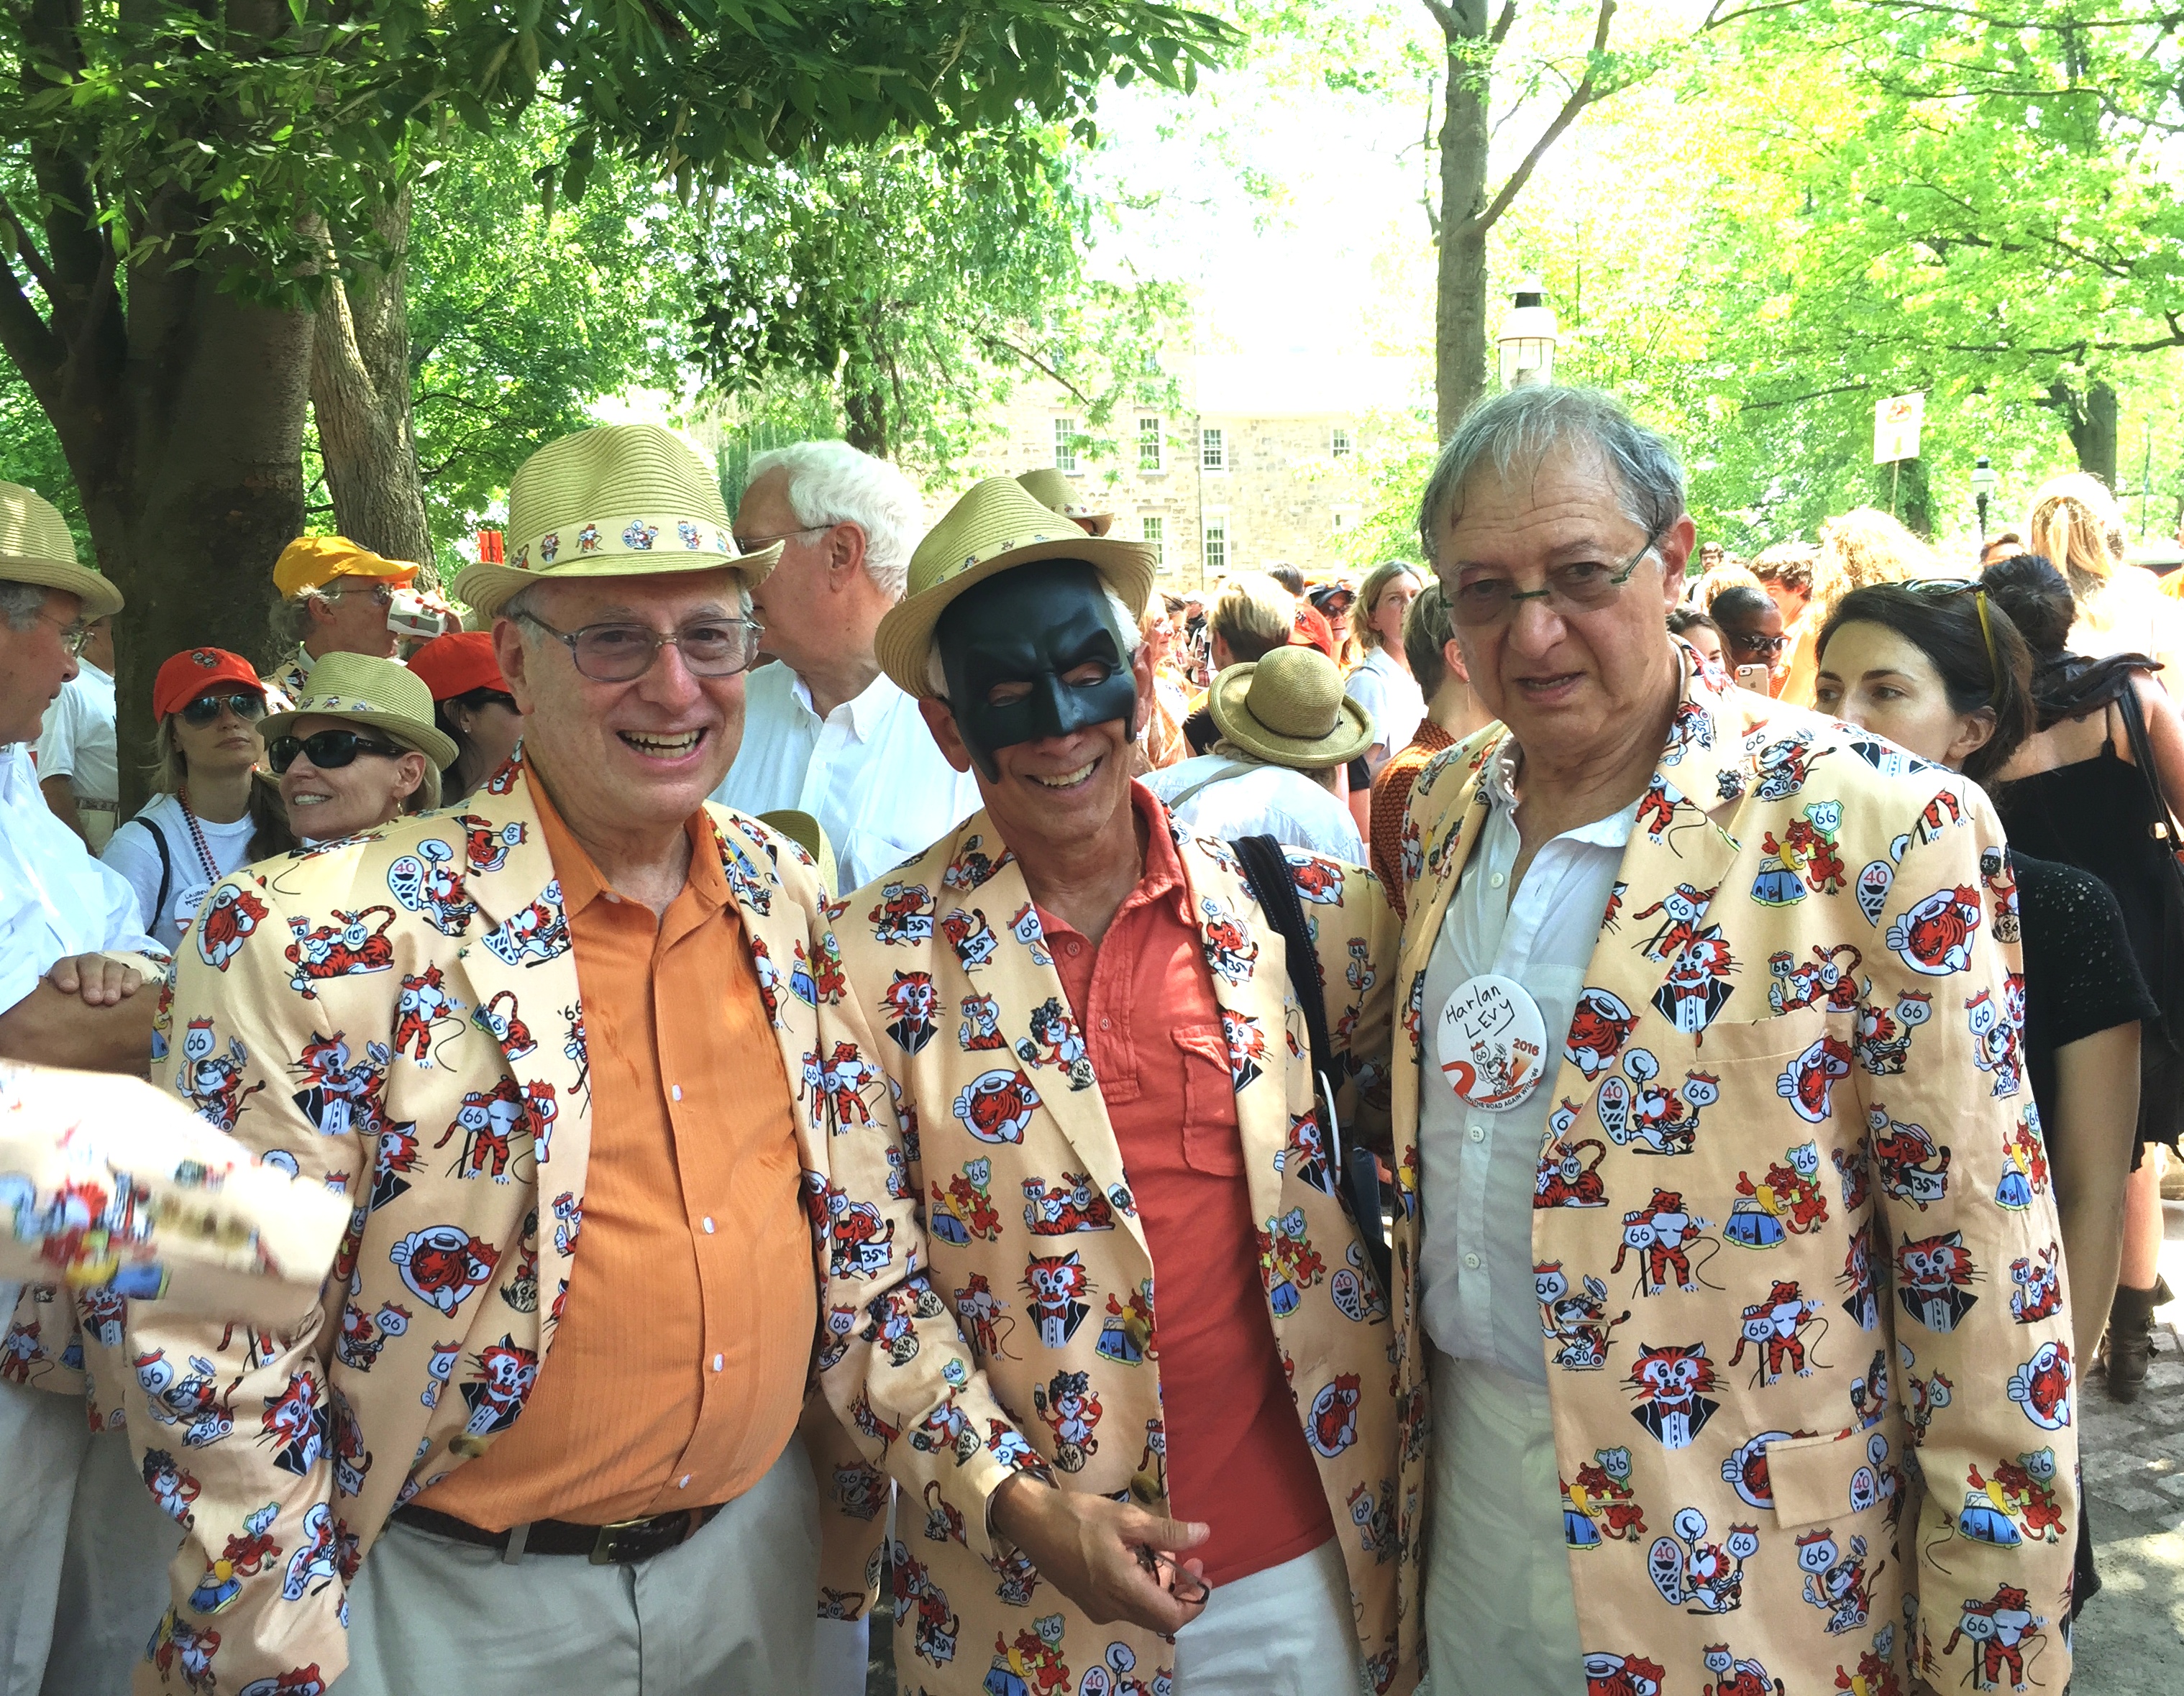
[408,631,509,702]
[1291,602,1336,660]
[152,648,265,723]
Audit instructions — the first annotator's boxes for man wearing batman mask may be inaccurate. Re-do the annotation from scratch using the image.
[813,476,1420,1695]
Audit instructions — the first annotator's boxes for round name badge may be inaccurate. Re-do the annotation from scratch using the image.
[172,884,210,926]
[1435,973,1549,1111]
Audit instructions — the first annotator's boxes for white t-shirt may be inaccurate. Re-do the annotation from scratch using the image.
[35,661,118,805]
[1345,648,1425,758]
[103,794,261,952]
[0,744,163,1015]
[1142,756,1366,861]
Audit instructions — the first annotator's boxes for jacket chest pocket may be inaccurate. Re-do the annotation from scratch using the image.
[1174,1021,1245,1176]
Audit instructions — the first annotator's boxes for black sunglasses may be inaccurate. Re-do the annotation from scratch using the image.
[267,728,409,774]
[178,691,266,728]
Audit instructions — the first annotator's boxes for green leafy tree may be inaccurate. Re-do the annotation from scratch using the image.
[0,0,1230,764]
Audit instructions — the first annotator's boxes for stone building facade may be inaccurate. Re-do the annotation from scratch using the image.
[972,354,1423,589]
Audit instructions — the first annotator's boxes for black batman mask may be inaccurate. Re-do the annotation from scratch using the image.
[936,560,1139,781]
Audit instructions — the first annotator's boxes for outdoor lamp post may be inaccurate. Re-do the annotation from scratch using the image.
[1498,277,1559,390]
[1971,455,1998,541]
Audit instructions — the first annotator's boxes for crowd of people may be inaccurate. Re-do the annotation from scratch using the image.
[0,384,2160,1696]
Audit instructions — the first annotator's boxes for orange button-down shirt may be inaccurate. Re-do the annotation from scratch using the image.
[418,781,815,1528]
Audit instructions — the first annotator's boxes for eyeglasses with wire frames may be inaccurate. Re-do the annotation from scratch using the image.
[178,692,268,728]
[30,610,91,656]
[315,582,397,608]
[1443,525,1668,627]
[516,612,764,683]
[731,523,833,556]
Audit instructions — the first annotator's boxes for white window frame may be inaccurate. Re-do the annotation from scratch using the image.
[1202,513,1229,575]
[1200,426,1226,473]
[1138,415,1164,473]
[1054,417,1079,474]
[1330,424,1353,459]
[1141,515,1166,569]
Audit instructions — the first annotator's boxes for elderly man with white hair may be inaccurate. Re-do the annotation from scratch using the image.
[712,440,981,888]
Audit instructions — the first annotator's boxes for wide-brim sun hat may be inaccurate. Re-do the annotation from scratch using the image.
[261,651,460,773]
[1206,646,1376,770]
[272,535,419,598]
[875,475,1158,700]
[0,482,122,620]
[454,423,781,620]
[1016,466,1116,532]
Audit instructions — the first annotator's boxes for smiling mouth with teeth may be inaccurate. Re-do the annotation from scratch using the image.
[1030,758,1098,789]
[620,729,705,758]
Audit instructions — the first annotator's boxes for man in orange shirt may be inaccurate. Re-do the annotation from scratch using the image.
[123,425,897,1695]
[821,477,1420,1695]
[1369,583,1493,916]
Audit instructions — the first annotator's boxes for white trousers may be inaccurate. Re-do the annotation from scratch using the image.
[1173,1537,1365,1696]
[0,1380,180,1696]
[1422,1350,1584,1696]
[342,1436,821,1696]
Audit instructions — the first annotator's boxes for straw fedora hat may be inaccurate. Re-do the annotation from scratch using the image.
[757,808,839,896]
[262,652,460,776]
[1016,466,1115,536]
[874,476,1156,699]
[1206,646,1376,770]
[453,424,780,619]
[0,483,122,620]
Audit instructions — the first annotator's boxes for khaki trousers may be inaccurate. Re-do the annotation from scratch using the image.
[1422,1350,1584,1696]
[341,1438,821,1696]
[0,1380,181,1696]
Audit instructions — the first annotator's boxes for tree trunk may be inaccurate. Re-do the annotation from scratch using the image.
[1434,3,1494,439]
[2045,377,2121,490]
[311,190,436,569]
[841,362,890,458]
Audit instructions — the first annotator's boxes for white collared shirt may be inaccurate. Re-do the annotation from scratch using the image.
[0,743,165,1014]
[35,661,117,806]
[711,661,982,892]
[1142,754,1365,861]
[1345,648,1425,757]
[1418,742,1636,1384]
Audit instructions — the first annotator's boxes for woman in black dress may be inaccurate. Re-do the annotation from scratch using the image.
[1815,582,2154,1615]
[1983,554,2184,1401]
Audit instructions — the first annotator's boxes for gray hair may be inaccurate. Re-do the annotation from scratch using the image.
[270,588,324,650]
[1417,387,1686,564]
[924,582,1143,697]
[0,580,50,631]
[747,441,926,604]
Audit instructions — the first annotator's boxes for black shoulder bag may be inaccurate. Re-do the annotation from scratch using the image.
[1230,833,1392,1287]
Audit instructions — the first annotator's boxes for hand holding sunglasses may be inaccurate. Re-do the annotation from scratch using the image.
[266,728,411,774]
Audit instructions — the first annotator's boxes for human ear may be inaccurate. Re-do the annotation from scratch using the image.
[918,696,977,776]
[1947,707,1997,771]
[493,617,536,715]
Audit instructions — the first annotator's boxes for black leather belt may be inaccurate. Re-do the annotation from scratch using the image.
[393,1500,726,1564]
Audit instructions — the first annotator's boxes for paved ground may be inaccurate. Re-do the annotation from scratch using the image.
[2067,1196,2184,1695]
[864,1201,2184,1695]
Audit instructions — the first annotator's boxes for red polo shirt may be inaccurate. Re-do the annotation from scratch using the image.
[1037,782,1335,1587]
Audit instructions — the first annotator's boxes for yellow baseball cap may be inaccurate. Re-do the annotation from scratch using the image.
[273,535,419,598]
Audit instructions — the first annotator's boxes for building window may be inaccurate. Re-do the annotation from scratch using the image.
[1201,427,1226,472]
[1202,515,1228,575]
[1331,425,1353,458]
[1331,510,1352,533]
[1138,416,1164,472]
[1054,417,1079,473]
[1142,515,1166,569]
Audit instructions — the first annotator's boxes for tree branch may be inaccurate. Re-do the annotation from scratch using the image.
[973,329,1095,404]
[0,250,64,394]
[1465,0,1619,239]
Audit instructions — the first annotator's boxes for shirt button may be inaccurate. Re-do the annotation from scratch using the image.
[1067,940,1082,957]
[678,1475,692,1490]
[1463,1252,1482,1270]
[1489,871,1506,889]
[1468,1124,1486,1144]
[671,1085,683,1102]
[711,1353,723,1372]
[1100,1017,1112,1031]
[603,891,621,904]
[701,1216,716,1234]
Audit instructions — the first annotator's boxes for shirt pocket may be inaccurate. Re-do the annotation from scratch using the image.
[1174,1020,1245,1177]
[1759,1421,1900,1529]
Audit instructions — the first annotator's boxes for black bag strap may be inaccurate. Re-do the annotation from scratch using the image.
[143,817,173,925]
[1230,834,1391,1286]
[2115,679,2184,906]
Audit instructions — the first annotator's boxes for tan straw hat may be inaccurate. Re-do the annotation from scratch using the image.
[874,476,1156,699]
[757,808,839,896]
[1016,467,1115,536]
[453,424,780,619]
[1205,646,1376,770]
[0,483,122,620]
[262,651,460,778]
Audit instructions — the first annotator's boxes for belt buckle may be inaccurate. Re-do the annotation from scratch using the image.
[589,1514,657,1566]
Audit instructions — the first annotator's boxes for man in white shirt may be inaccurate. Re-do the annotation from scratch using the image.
[1144,646,1371,860]
[711,441,980,888]
[0,483,178,1696]
[35,613,119,850]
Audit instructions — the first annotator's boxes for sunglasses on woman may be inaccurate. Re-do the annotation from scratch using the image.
[266,728,410,774]
[178,691,267,727]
